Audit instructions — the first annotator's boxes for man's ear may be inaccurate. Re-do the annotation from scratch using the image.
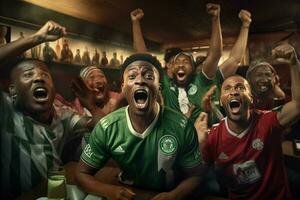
[8,84,17,97]
[159,83,162,91]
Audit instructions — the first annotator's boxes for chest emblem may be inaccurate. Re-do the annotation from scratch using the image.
[252,138,264,151]
[188,84,197,95]
[159,135,178,155]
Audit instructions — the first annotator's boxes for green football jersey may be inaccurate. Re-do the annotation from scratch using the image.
[81,104,202,191]
[161,69,224,124]
[0,92,84,198]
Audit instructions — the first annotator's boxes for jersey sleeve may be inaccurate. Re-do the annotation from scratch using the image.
[80,123,110,168]
[178,120,203,168]
[197,68,224,84]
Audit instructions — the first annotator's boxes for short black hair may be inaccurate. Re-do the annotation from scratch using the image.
[164,48,182,63]
[121,53,163,82]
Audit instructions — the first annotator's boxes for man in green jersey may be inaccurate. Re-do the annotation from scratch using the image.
[130,5,251,125]
[76,53,203,200]
[0,21,98,199]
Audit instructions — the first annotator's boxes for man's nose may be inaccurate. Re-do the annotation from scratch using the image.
[135,74,146,84]
[229,87,239,95]
[33,72,46,83]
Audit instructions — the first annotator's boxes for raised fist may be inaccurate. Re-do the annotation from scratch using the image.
[130,8,144,21]
[33,21,66,42]
[206,3,220,17]
[239,10,252,27]
[272,43,298,65]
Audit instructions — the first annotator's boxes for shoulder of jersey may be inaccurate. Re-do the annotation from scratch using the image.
[98,107,126,130]
[162,106,190,129]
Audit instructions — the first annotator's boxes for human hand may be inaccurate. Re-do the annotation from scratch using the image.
[272,43,298,65]
[105,185,136,200]
[194,112,209,144]
[33,21,66,42]
[201,85,217,112]
[239,10,252,27]
[130,8,144,21]
[71,77,97,112]
[206,3,220,18]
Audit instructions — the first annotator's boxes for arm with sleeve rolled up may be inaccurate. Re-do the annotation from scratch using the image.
[202,3,222,79]
[0,21,66,65]
[131,8,147,53]
[220,10,251,78]
[274,44,300,127]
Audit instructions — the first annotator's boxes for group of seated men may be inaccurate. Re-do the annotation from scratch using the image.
[0,3,300,200]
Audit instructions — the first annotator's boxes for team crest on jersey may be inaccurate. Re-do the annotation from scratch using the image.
[159,135,178,155]
[188,84,197,95]
[84,144,93,158]
[252,138,264,150]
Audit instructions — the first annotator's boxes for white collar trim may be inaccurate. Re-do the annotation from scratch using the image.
[225,117,253,139]
[126,102,160,139]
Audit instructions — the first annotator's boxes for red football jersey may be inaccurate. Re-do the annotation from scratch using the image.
[202,110,291,200]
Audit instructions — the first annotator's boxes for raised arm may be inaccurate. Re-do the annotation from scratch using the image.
[131,9,147,53]
[220,10,251,78]
[275,44,300,127]
[0,21,66,65]
[202,3,223,78]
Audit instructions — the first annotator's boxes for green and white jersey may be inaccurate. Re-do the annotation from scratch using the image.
[0,92,84,198]
[81,104,202,191]
[161,69,224,124]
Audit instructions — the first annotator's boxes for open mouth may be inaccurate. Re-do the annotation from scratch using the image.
[33,87,49,102]
[229,99,241,114]
[176,70,186,81]
[94,86,105,97]
[258,84,269,92]
[134,88,149,109]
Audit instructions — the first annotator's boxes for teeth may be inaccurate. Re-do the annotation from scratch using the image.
[230,99,239,103]
[260,85,267,90]
[36,88,46,92]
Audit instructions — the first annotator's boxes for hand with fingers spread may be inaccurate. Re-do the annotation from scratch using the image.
[239,10,252,27]
[71,77,99,113]
[106,186,136,200]
[206,3,220,18]
[201,85,217,113]
[130,8,144,22]
[33,21,66,42]
[272,43,299,65]
[194,112,209,144]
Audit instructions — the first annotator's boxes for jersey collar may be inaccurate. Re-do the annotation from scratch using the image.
[125,102,160,139]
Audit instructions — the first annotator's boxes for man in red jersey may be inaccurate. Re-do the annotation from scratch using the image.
[196,43,300,200]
